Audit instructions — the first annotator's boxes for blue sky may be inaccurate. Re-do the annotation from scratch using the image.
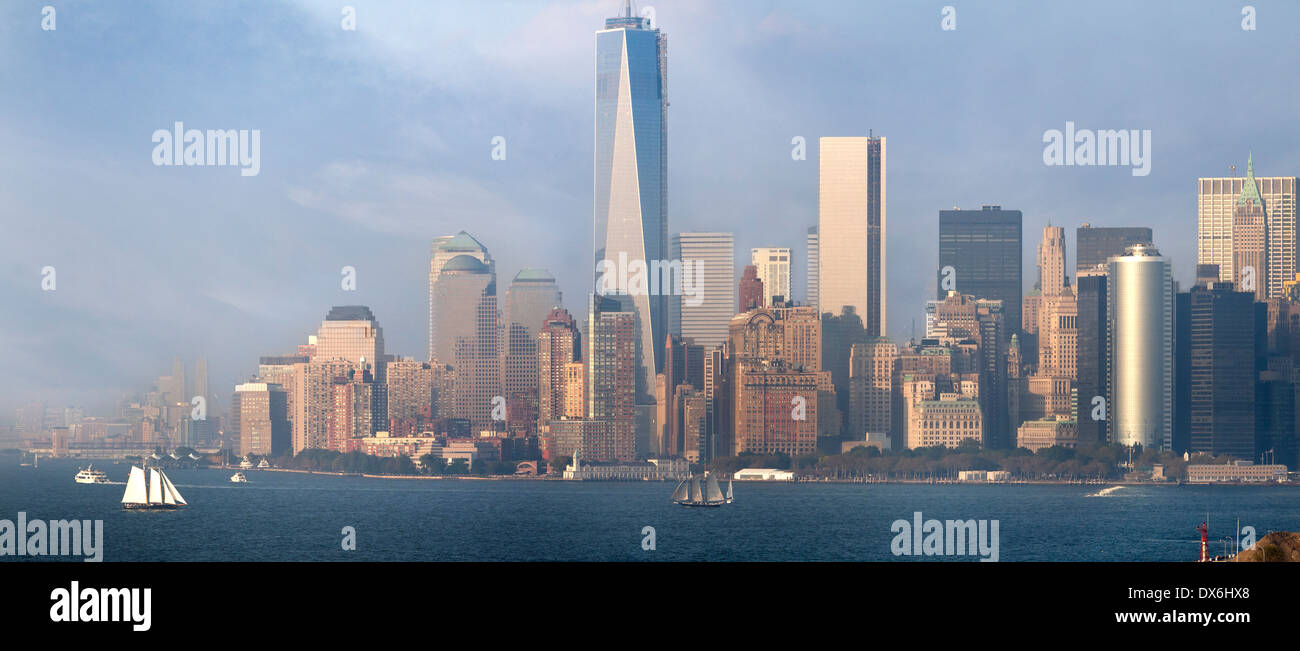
[3,0,1299,419]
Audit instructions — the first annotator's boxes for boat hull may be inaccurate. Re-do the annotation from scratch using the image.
[122,503,185,510]
[674,502,726,508]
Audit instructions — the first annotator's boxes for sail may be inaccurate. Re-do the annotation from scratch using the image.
[688,478,702,503]
[161,471,187,505]
[122,466,147,504]
[670,478,690,503]
[148,468,163,504]
[726,480,734,501]
[704,474,725,504]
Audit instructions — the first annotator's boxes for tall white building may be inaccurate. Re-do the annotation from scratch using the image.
[671,232,735,350]
[1107,244,1173,450]
[751,247,791,306]
[819,136,886,335]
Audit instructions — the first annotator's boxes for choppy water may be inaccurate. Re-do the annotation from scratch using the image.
[3,458,1298,561]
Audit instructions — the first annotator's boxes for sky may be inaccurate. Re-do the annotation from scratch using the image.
[2,0,1299,421]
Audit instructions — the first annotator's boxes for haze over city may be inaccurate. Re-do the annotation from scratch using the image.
[4,0,1299,418]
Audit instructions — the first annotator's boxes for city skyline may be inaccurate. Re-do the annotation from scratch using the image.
[6,0,1300,419]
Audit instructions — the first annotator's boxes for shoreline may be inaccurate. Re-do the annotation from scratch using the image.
[237,467,1298,486]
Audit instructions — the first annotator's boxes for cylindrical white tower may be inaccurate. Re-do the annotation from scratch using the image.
[1107,244,1173,449]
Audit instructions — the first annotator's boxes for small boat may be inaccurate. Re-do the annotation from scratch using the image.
[257,458,270,469]
[230,472,248,483]
[671,471,732,507]
[121,465,187,510]
[238,457,254,470]
[74,465,111,484]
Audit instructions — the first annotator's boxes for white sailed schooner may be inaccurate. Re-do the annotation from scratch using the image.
[121,465,187,510]
[671,471,734,507]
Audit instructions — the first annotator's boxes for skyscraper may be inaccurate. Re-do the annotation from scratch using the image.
[1232,156,1268,301]
[1075,270,1108,444]
[937,206,1023,335]
[1107,244,1173,449]
[1181,277,1260,459]
[738,265,763,312]
[314,305,386,433]
[502,269,562,436]
[1198,155,1297,297]
[818,136,886,336]
[806,225,819,309]
[751,247,791,305]
[594,3,668,396]
[586,294,637,460]
[671,232,735,350]
[1075,225,1152,273]
[537,307,581,431]
[432,256,501,433]
[428,231,494,363]
[233,382,289,457]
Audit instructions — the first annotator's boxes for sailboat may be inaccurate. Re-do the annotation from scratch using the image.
[671,471,733,507]
[121,464,187,510]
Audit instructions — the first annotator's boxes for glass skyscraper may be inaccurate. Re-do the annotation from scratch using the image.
[594,3,667,401]
[937,205,1023,336]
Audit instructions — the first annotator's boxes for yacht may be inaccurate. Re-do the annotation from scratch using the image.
[74,465,111,484]
[121,465,187,510]
[238,457,254,470]
[257,458,270,469]
[671,472,734,507]
[230,472,248,484]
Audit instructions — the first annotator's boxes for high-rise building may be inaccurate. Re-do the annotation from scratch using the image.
[314,305,386,433]
[1076,225,1152,273]
[1038,225,1066,296]
[819,136,886,336]
[386,359,436,436]
[1179,278,1260,459]
[1107,244,1173,449]
[1198,155,1297,297]
[327,369,375,452]
[1075,270,1108,444]
[848,338,897,442]
[432,256,501,433]
[727,305,831,457]
[806,225,819,309]
[586,295,637,460]
[937,206,1023,335]
[232,382,289,457]
[537,308,582,429]
[595,4,668,394]
[751,247,791,305]
[502,269,562,436]
[429,231,494,362]
[1232,156,1269,301]
[671,232,735,350]
[738,265,764,312]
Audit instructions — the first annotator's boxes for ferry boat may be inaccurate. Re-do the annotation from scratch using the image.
[671,472,734,507]
[230,472,248,483]
[74,465,111,484]
[121,465,187,510]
